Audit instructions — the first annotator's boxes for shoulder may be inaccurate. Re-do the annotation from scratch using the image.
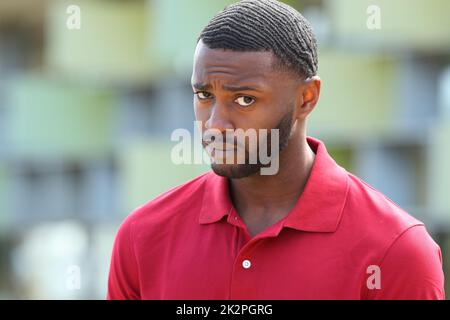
[340,172,444,298]
[366,224,445,299]
[343,171,423,238]
[117,171,212,237]
[338,170,427,268]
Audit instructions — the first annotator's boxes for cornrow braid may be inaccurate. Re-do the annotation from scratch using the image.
[198,0,318,78]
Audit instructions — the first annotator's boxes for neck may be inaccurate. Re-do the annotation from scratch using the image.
[229,131,316,224]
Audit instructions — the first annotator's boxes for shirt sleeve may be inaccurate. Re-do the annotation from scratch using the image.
[366,225,445,300]
[107,215,141,300]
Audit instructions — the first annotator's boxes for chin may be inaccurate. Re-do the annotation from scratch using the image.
[211,163,262,179]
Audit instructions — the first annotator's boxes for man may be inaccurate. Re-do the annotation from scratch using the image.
[108,0,445,299]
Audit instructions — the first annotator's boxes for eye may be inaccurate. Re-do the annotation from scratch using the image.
[235,96,255,107]
[195,91,213,100]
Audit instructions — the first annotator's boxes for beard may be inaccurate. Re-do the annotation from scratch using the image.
[206,109,294,179]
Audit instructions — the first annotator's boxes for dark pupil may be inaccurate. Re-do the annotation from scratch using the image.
[244,97,252,104]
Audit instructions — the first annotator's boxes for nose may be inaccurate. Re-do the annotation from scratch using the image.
[205,101,234,132]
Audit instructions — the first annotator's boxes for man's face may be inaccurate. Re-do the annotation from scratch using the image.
[191,40,302,179]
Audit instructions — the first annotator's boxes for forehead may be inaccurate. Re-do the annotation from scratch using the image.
[192,40,280,85]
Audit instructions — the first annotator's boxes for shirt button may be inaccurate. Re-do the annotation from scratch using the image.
[242,259,251,269]
[234,216,238,220]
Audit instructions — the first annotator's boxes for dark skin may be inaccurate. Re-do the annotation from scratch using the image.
[192,40,321,237]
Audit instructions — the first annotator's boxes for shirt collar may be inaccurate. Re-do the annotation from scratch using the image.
[198,136,349,233]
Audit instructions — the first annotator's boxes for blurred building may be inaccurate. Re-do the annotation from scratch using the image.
[0,0,449,299]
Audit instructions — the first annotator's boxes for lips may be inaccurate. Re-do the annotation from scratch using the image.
[204,143,238,162]
[205,143,236,152]
[212,146,236,152]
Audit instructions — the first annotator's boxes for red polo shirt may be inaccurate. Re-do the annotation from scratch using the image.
[107,137,445,300]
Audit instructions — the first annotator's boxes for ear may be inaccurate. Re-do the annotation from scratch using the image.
[295,75,321,120]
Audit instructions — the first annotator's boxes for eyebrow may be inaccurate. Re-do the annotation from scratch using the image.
[192,83,263,92]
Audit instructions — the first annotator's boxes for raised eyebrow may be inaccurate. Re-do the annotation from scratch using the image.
[192,83,211,91]
[192,83,263,92]
[222,84,263,92]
